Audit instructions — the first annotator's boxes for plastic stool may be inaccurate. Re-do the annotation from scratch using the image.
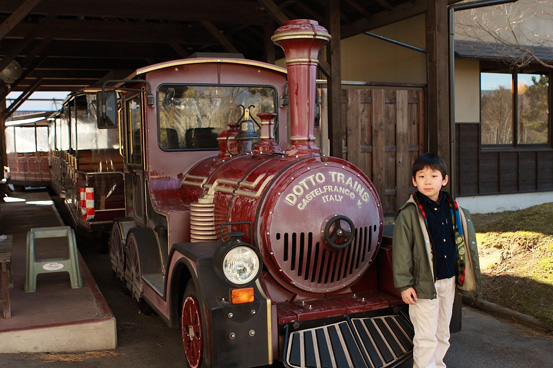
[25,226,82,293]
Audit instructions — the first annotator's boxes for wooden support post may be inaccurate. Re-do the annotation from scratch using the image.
[326,0,343,158]
[264,18,275,64]
[426,1,450,166]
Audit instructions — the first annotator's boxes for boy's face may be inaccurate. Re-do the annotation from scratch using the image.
[412,166,448,202]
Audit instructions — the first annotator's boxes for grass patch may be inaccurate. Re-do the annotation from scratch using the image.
[472,203,553,329]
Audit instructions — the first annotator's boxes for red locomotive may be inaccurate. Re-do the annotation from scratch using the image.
[93,19,413,368]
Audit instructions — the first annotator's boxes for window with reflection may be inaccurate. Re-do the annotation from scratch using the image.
[157,85,278,150]
[72,94,119,150]
[481,68,550,146]
[6,124,50,153]
[126,96,142,164]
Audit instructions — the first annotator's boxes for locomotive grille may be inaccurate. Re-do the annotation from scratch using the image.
[284,314,413,368]
[274,225,378,293]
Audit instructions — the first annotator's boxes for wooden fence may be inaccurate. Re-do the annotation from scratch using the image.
[323,88,425,214]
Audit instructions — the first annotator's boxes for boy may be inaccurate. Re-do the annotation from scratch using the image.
[393,153,481,368]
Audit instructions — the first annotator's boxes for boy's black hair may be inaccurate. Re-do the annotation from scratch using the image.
[411,153,448,178]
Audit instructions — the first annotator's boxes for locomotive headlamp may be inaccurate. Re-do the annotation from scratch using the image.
[214,232,261,287]
[222,246,260,285]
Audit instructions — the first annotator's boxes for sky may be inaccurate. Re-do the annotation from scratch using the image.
[481,72,544,90]
[6,91,70,112]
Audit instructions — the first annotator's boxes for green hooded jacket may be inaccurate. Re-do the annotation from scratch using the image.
[392,194,481,300]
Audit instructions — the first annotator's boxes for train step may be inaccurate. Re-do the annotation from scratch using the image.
[143,273,165,296]
[283,313,413,368]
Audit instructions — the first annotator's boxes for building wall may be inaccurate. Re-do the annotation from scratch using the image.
[340,15,427,85]
[454,58,480,123]
[278,16,427,84]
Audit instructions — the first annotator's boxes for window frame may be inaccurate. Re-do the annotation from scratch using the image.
[156,83,279,152]
[124,93,143,167]
[480,62,552,150]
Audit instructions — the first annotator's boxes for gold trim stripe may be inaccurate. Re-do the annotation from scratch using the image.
[271,31,331,43]
[134,58,287,77]
[256,280,273,365]
[284,58,320,64]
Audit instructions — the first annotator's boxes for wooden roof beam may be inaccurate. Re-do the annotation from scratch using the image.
[0,13,55,73]
[200,20,240,54]
[0,1,268,25]
[3,77,42,119]
[169,42,189,59]
[87,69,136,89]
[0,0,43,41]
[7,18,216,45]
[294,2,325,24]
[0,54,45,100]
[343,0,373,19]
[374,0,393,11]
[257,0,290,26]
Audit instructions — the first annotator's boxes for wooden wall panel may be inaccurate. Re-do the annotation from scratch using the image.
[371,89,385,208]
[479,153,500,194]
[498,152,517,193]
[395,90,410,209]
[339,89,348,160]
[408,89,424,173]
[456,123,553,196]
[518,152,537,192]
[456,124,479,196]
[537,151,553,191]
[340,88,424,214]
[345,89,372,178]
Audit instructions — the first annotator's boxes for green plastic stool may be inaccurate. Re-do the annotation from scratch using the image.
[25,226,82,292]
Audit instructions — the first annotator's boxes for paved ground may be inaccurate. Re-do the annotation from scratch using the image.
[1,189,553,367]
[398,307,553,368]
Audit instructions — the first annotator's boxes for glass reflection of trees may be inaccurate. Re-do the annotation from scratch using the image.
[158,85,277,149]
[481,72,549,145]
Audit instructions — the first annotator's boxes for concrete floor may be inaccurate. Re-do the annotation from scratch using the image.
[0,190,116,353]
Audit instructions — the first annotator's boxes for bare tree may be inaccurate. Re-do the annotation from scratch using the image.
[455,0,553,69]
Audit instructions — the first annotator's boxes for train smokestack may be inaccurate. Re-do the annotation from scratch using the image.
[272,19,330,157]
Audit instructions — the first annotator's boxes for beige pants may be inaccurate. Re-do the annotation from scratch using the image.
[409,276,456,368]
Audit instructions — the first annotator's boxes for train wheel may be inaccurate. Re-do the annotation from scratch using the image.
[181,282,205,368]
[109,222,125,281]
[125,230,143,302]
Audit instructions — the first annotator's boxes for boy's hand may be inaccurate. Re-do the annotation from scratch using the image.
[401,287,418,305]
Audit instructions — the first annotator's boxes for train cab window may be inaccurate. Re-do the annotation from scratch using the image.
[5,126,15,153]
[126,96,142,165]
[14,126,37,153]
[157,84,278,150]
[60,107,71,151]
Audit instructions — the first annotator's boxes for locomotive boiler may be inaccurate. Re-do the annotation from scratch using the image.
[98,19,412,368]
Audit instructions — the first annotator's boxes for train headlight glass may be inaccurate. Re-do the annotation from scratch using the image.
[222,246,260,285]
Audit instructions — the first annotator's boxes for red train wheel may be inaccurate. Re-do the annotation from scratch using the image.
[181,283,204,368]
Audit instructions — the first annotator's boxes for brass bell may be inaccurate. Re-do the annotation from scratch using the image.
[235,108,259,141]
